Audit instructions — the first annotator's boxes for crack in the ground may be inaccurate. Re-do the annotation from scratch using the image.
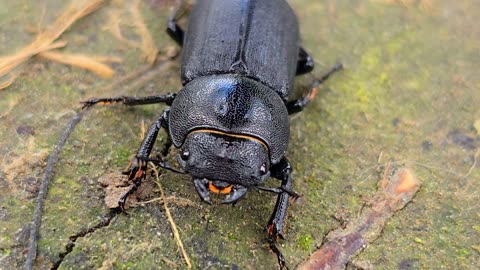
[51,208,121,270]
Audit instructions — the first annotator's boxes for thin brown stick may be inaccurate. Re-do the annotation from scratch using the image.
[149,163,192,269]
[297,165,421,270]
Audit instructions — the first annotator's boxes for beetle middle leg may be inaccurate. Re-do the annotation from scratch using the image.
[81,93,176,109]
[287,62,343,114]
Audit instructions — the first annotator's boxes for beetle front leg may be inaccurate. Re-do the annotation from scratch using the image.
[266,158,295,270]
[119,109,180,209]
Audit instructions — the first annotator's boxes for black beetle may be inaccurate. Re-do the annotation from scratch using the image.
[83,0,342,268]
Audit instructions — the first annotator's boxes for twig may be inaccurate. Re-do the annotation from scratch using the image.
[297,165,421,270]
[149,163,192,269]
[25,109,88,270]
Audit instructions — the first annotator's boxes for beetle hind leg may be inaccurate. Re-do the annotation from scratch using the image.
[287,62,343,114]
[296,47,315,76]
[166,0,190,47]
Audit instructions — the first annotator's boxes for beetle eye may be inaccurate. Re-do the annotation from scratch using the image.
[260,163,268,175]
[180,150,190,161]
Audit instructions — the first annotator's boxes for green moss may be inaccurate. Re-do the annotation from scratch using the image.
[112,147,131,167]
[457,248,470,257]
[298,234,314,251]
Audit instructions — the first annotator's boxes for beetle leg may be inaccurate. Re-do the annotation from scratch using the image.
[119,109,180,208]
[265,158,296,270]
[118,178,142,211]
[81,93,176,109]
[296,47,315,75]
[166,0,189,47]
[286,62,343,114]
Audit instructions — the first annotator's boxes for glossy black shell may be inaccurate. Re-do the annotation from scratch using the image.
[169,75,289,164]
[170,0,301,164]
[180,0,300,100]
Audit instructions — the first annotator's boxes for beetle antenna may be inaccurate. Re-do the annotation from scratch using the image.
[256,186,301,201]
[148,158,187,174]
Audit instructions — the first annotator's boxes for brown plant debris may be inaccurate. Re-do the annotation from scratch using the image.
[129,0,159,65]
[1,136,48,192]
[104,9,141,48]
[98,171,157,209]
[0,0,107,90]
[38,51,119,79]
[297,165,421,270]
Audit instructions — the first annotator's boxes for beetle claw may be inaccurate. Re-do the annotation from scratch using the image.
[193,178,213,205]
[222,185,248,204]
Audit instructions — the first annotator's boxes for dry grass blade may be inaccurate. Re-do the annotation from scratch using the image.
[0,0,107,89]
[149,163,192,269]
[0,74,18,90]
[105,10,141,48]
[130,0,158,65]
[0,41,68,78]
[38,51,117,79]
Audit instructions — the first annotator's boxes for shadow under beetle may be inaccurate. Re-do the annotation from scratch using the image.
[83,0,342,268]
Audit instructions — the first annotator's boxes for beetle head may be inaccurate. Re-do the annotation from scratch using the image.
[177,130,270,204]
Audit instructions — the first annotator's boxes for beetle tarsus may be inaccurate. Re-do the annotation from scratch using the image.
[268,238,289,270]
[118,178,143,211]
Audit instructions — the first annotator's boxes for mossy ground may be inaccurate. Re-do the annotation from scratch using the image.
[0,0,479,269]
